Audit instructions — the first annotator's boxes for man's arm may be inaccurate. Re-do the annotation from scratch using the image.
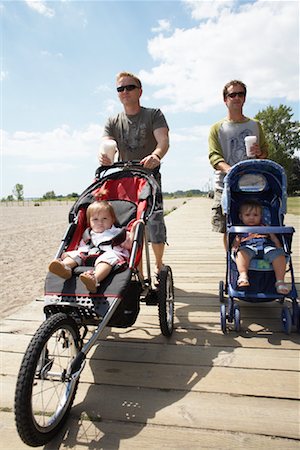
[215,161,231,173]
[152,127,169,159]
[208,122,228,170]
[141,127,169,169]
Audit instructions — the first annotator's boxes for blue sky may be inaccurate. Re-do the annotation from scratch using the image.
[1,0,299,198]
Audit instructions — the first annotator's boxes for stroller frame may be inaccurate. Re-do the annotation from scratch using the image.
[219,160,299,334]
[14,163,175,447]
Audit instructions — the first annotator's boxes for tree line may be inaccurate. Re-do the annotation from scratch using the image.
[2,104,299,202]
[255,105,299,195]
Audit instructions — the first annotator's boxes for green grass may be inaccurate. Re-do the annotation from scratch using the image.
[287,197,300,215]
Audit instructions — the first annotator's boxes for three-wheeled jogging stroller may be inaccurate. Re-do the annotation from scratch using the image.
[219,159,299,334]
[14,162,175,447]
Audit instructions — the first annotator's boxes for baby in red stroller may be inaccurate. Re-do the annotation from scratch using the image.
[49,195,141,292]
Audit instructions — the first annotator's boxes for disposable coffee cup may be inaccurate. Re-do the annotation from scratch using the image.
[244,136,257,158]
[100,139,117,164]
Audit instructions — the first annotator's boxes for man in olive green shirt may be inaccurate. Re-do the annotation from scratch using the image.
[208,80,268,248]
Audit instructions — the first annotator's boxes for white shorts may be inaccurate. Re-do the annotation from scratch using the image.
[95,250,122,267]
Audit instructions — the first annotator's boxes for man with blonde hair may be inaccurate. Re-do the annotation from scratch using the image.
[99,71,169,278]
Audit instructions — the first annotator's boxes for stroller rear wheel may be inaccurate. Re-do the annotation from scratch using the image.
[296,304,300,333]
[281,305,292,335]
[15,313,81,447]
[219,280,225,303]
[157,265,175,336]
[233,304,241,332]
[220,303,227,334]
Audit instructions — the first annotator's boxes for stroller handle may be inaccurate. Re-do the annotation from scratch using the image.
[95,161,155,178]
[228,225,295,235]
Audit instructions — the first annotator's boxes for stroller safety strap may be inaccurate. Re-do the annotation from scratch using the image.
[82,227,127,249]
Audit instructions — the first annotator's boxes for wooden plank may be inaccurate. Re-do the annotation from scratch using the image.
[1,319,300,350]
[2,411,299,450]
[2,334,299,371]
[3,376,299,440]
[3,351,299,399]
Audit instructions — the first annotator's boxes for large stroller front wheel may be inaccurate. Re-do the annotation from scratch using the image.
[14,313,81,447]
[157,265,175,336]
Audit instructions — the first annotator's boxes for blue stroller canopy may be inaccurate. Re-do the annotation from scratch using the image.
[222,159,287,216]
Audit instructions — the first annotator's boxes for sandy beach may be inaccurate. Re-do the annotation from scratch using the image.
[0,198,190,319]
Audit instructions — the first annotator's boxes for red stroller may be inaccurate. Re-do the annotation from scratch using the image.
[14,162,175,447]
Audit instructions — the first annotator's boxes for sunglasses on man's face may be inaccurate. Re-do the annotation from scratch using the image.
[116,84,139,93]
[227,91,245,98]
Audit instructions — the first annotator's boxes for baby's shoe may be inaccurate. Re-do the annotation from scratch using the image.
[275,280,289,295]
[48,260,72,279]
[79,271,98,293]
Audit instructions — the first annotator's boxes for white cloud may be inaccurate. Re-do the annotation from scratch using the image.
[0,70,8,81]
[184,0,237,20]
[25,0,55,18]
[1,124,104,197]
[40,50,63,58]
[141,1,299,113]
[151,19,171,33]
[2,124,102,161]
[170,124,210,143]
[17,163,76,175]
[1,122,212,196]
[94,84,112,94]
[20,162,76,173]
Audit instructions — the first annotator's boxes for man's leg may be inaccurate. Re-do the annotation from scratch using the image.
[212,189,226,250]
[223,233,227,251]
[152,242,165,274]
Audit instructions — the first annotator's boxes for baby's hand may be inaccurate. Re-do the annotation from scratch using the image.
[232,244,239,253]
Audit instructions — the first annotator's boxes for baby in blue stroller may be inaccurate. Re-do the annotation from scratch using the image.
[233,198,289,294]
[219,159,299,334]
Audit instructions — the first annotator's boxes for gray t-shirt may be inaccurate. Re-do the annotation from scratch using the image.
[103,107,169,161]
[208,117,268,191]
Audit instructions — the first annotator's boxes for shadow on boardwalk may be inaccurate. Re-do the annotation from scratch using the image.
[45,286,300,449]
[44,287,241,449]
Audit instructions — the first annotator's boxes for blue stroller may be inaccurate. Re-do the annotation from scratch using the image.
[219,159,299,334]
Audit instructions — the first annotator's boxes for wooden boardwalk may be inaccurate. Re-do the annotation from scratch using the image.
[1,198,300,449]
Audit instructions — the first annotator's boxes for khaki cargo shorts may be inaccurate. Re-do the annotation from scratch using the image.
[147,190,167,244]
[211,189,226,233]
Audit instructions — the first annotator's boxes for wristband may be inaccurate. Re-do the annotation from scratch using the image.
[153,153,161,160]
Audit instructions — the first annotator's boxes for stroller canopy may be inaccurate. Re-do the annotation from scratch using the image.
[222,160,287,218]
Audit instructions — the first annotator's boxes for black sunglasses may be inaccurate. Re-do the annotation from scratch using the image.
[117,84,139,93]
[227,91,245,98]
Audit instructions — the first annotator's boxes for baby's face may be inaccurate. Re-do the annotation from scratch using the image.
[240,207,262,226]
[90,210,114,233]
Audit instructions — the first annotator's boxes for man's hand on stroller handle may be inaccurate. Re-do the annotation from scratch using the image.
[215,161,231,173]
[97,153,159,170]
[140,154,161,170]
